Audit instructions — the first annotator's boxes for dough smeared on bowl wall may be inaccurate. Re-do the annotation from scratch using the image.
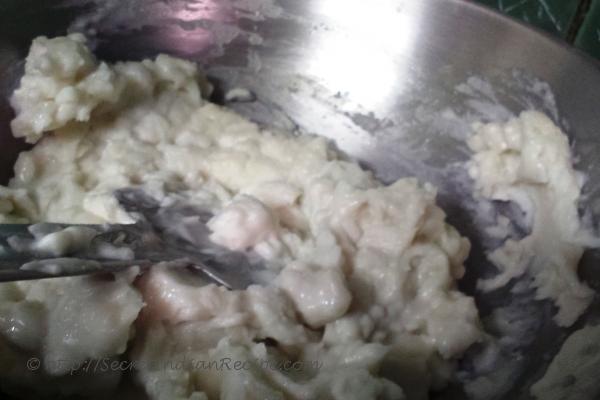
[0,34,482,399]
[468,111,598,327]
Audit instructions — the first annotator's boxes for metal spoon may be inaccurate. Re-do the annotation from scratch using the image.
[0,188,268,289]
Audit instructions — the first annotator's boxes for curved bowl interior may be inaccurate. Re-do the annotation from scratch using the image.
[1,0,599,399]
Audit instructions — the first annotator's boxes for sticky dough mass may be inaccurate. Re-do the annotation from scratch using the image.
[1,34,484,399]
[467,111,597,327]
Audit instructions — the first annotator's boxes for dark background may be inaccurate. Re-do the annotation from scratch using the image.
[475,0,600,60]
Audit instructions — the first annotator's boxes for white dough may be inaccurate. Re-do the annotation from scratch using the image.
[0,35,483,399]
[531,324,600,400]
[208,195,278,251]
[468,111,597,326]
[277,263,352,328]
[31,226,98,256]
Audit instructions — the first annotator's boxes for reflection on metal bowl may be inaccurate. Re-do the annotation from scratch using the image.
[0,0,599,399]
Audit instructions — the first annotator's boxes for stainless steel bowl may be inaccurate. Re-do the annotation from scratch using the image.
[1,0,599,399]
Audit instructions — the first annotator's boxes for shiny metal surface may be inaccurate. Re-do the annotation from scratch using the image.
[1,0,599,399]
[0,188,267,288]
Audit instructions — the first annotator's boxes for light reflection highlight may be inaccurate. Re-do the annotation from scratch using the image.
[306,0,421,112]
